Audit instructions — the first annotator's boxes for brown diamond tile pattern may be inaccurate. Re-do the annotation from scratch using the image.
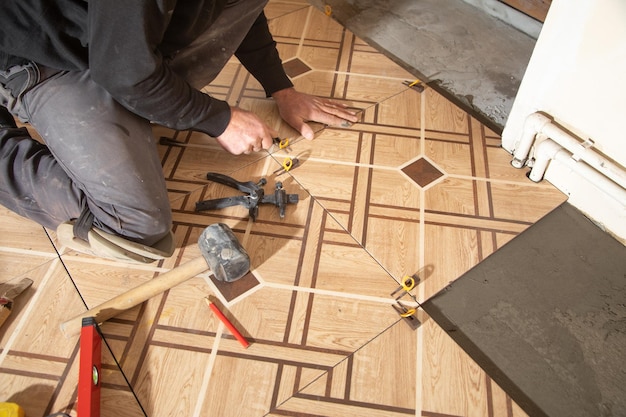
[209,272,260,302]
[402,158,445,187]
[283,57,312,78]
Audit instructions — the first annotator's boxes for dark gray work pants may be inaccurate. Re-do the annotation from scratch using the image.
[0,0,267,245]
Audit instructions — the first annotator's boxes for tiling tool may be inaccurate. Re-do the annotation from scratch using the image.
[60,224,250,337]
[392,300,421,330]
[403,79,425,92]
[273,137,291,152]
[390,274,421,330]
[272,157,301,176]
[390,275,416,299]
[0,277,33,328]
[78,317,101,417]
[195,172,299,220]
[205,296,249,349]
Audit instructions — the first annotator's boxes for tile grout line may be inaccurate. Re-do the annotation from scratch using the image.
[300,147,545,186]
[415,321,424,416]
[444,173,561,187]
[290,65,413,83]
[415,82,427,417]
[419,85,427,283]
[295,6,313,57]
[0,257,61,367]
[0,247,58,258]
[263,281,409,306]
[55,251,169,273]
[302,156,404,170]
[192,326,223,417]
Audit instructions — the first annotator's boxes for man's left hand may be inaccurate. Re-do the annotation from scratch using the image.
[272,88,359,140]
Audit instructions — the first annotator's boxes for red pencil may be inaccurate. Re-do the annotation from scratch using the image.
[205,298,250,349]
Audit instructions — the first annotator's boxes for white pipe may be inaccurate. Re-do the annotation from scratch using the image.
[512,112,626,190]
[511,112,552,168]
[530,138,626,207]
[527,138,567,181]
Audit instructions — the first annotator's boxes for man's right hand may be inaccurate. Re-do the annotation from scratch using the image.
[215,107,277,155]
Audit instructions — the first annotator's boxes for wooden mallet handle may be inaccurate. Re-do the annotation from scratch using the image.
[60,256,208,338]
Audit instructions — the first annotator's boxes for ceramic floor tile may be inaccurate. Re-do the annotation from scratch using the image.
[0,2,570,416]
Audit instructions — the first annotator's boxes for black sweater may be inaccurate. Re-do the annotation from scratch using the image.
[0,0,293,137]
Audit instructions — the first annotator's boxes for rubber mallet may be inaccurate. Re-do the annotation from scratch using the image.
[60,223,249,338]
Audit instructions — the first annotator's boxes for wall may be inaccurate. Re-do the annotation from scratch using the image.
[502,0,626,243]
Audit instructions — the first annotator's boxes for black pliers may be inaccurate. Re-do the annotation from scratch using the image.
[195,172,299,221]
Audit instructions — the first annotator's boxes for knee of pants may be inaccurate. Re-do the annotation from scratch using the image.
[93,202,173,247]
[137,209,173,246]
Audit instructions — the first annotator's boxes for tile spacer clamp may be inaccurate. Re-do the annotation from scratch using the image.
[78,317,101,417]
[402,79,425,93]
[195,172,299,221]
[390,274,422,330]
[391,275,416,299]
[273,137,291,151]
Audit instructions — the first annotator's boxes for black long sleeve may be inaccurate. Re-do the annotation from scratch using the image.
[88,0,230,137]
[1,0,293,137]
[235,12,293,97]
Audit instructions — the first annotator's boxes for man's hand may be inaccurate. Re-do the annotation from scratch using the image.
[215,107,277,155]
[272,88,359,140]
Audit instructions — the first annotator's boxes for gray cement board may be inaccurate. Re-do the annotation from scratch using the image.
[308,0,537,133]
[422,203,626,417]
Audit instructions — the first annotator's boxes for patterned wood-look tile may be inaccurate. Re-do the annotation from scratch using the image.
[0,2,568,416]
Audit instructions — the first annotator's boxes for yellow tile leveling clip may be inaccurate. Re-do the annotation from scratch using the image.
[0,403,24,417]
[403,79,425,92]
[273,137,291,152]
[390,274,421,329]
[391,275,416,299]
[282,157,293,171]
[273,156,301,176]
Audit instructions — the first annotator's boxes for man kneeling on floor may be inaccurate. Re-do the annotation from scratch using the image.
[0,0,358,262]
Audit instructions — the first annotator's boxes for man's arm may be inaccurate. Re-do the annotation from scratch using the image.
[88,0,232,137]
[234,12,294,97]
